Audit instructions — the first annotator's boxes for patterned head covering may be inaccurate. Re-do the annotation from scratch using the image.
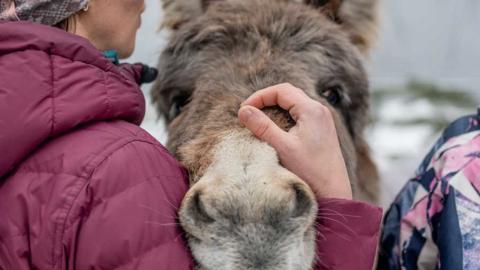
[0,0,89,26]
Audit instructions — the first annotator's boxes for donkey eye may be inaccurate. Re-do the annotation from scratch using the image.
[168,95,190,120]
[321,86,342,106]
[168,102,182,120]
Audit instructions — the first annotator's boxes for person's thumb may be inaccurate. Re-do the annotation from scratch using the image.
[238,105,289,149]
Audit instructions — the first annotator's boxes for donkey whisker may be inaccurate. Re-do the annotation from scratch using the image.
[314,216,356,236]
[162,196,181,211]
[138,203,179,220]
[321,225,353,242]
[145,221,182,227]
[317,212,361,222]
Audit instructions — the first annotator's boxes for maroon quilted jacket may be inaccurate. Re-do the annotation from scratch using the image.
[0,21,381,270]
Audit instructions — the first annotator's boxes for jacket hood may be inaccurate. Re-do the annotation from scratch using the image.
[0,21,146,178]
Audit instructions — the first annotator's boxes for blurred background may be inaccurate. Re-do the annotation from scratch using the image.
[128,0,480,207]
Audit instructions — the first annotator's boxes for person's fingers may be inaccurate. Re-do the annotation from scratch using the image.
[296,99,334,126]
[238,105,291,150]
[241,83,310,114]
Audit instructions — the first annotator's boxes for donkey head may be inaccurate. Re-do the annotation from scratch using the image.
[152,0,379,269]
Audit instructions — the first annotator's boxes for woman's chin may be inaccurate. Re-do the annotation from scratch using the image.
[118,44,135,59]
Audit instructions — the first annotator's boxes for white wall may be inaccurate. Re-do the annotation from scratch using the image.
[369,0,480,96]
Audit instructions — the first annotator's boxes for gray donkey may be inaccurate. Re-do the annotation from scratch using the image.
[152,0,380,269]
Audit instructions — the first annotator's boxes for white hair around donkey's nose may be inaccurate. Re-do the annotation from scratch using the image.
[179,131,318,230]
[180,174,317,228]
[177,131,318,270]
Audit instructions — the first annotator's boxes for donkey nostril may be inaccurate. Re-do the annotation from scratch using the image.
[291,183,315,218]
[187,191,215,224]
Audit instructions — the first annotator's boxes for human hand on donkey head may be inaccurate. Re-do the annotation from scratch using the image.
[238,83,352,201]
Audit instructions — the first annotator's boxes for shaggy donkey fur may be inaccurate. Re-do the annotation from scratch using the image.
[161,0,379,54]
[152,0,379,269]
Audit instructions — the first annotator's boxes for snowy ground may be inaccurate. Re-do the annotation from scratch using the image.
[128,0,480,208]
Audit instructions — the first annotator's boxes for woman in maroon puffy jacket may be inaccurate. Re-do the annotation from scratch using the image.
[0,0,381,269]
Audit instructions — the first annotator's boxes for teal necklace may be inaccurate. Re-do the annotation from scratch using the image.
[103,49,120,65]
[102,49,158,84]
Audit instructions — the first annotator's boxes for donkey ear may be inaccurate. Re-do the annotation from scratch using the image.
[161,0,219,30]
[338,0,379,55]
[304,0,380,55]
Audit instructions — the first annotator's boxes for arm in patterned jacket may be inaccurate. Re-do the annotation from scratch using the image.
[378,110,480,270]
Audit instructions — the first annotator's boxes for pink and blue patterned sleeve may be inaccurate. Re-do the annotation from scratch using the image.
[378,110,480,270]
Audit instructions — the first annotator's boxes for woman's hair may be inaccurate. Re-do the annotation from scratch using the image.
[55,16,77,32]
